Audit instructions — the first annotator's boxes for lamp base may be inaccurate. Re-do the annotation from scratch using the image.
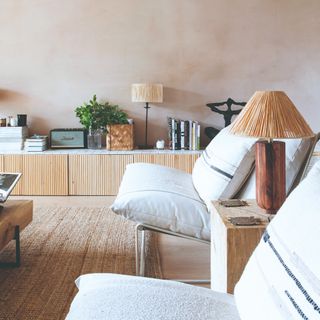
[255,141,286,214]
[138,144,153,150]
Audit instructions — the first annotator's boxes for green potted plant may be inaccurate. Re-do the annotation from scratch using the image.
[75,95,130,149]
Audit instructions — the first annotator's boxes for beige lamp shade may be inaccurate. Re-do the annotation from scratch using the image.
[230,91,314,139]
[131,83,163,103]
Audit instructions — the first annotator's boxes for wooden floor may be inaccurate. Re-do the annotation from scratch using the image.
[11,195,210,286]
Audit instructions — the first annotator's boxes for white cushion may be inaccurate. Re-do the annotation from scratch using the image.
[111,163,210,240]
[235,160,320,320]
[238,137,312,199]
[192,126,257,206]
[66,273,240,320]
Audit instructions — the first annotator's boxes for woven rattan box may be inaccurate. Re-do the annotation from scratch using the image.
[106,124,134,150]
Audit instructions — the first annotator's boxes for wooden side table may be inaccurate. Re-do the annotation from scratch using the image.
[210,200,270,294]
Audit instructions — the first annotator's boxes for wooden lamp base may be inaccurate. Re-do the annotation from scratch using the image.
[255,141,286,214]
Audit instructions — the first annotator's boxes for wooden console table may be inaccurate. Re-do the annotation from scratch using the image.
[0,150,201,196]
[210,200,270,294]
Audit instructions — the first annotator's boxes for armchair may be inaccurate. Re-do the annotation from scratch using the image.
[111,126,319,281]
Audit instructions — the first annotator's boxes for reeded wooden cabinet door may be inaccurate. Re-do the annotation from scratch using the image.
[3,154,68,195]
[3,155,23,195]
[0,155,3,171]
[133,153,200,174]
[69,154,134,195]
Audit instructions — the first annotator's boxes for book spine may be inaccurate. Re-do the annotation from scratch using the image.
[192,122,196,151]
[189,120,193,150]
[171,118,176,150]
[197,124,201,150]
[25,138,48,142]
[26,150,46,153]
[25,141,47,146]
[185,121,189,150]
[180,120,185,150]
[167,117,172,150]
[26,147,46,150]
[176,120,181,150]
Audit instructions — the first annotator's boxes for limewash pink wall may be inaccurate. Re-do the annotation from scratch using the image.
[0,0,319,146]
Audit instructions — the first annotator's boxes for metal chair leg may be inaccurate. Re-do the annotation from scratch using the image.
[134,223,211,284]
[139,229,146,276]
[135,225,140,276]
[0,226,21,268]
[135,224,146,276]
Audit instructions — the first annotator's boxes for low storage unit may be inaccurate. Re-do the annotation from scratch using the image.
[1,150,201,196]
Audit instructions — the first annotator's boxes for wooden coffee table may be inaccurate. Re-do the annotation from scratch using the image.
[0,200,33,267]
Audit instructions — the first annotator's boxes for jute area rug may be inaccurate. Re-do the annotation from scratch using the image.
[0,206,163,320]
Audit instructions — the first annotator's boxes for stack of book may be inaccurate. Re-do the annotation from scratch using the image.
[25,135,48,152]
[168,117,201,150]
[0,127,28,151]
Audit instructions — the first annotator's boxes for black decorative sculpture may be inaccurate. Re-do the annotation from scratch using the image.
[205,98,246,139]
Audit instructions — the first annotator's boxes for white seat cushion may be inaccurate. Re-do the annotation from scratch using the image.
[238,137,312,199]
[111,163,210,240]
[66,273,240,320]
[192,126,257,206]
[235,160,320,319]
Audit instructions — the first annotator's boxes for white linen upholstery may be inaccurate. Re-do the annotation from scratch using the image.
[192,126,257,206]
[235,160,320,319]
[66,273,240,320]
[111,131,313,243]
[238,137,312,199]
[111,163,210,240]
[67,162,320,320]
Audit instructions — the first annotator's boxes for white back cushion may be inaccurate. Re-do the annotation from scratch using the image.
[239,137,312,199]
[192,126,257,206]
[111,163,210,240]
[235,160,320,320]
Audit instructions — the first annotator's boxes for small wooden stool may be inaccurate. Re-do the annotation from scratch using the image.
[0,200,33,268]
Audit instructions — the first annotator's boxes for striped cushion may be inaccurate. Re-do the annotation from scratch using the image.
[192,126,257,206]
[235,160,320,320]
[238,137,312,199]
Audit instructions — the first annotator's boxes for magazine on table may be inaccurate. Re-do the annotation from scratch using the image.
[0,173,22,203]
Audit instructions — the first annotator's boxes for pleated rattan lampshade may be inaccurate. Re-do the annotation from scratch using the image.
[131,83,163,103]
[230,91,314,139]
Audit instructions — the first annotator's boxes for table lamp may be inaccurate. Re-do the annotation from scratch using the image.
[131,83,163,149]
[230,91,314,214]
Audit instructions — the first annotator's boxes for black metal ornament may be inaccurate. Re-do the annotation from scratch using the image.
[207,98,246,126]
[205,98,246,139]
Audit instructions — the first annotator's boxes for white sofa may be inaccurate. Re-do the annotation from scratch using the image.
[66,160,320,320]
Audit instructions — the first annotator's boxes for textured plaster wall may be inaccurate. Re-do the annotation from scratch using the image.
[0,0,319,146]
